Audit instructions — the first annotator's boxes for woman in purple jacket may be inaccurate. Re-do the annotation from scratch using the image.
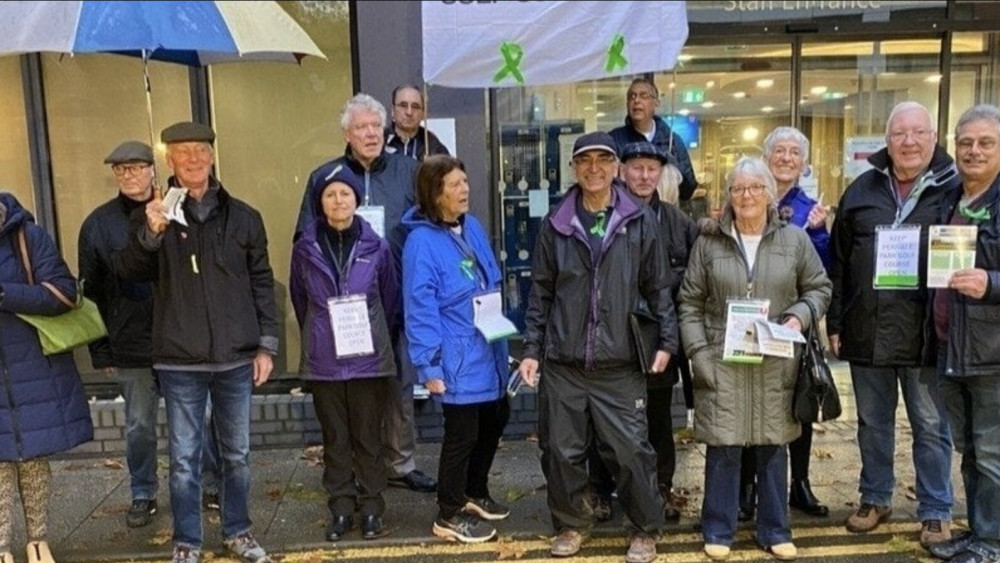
[290,165,398,543]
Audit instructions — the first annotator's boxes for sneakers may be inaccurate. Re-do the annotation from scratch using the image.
[765,542,798,561]
[126,498,157,528]
[432,512,497,543]
[703,543,731,561]
[920,519,952,548]
[589,493,613,522]
[551,529,589,557]
[202,492,220,511]
[25,542,54,563]
[626,532,657,563]
[846,503,892,533]
[171,546,202,563]
[223,532,272,563]
[464,497,510,521]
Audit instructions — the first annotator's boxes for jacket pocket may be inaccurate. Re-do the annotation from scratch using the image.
[442,336,496,397]
[966,304,1000,367]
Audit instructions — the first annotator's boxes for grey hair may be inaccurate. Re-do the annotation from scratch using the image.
[726,157,778,203]
[339,93,387,131]
[955,104,1000,135]
[656,164,682,205]
[885,101,934,135]
[762,126,810,162]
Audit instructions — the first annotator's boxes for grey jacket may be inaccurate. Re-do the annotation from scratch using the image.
[679,206,831,446]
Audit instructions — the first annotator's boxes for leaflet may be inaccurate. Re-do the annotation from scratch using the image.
[473,290,518,342]
[162,187,189,227]
[927,225,977,288]
[723,299,769,364]
[754,319,806,359]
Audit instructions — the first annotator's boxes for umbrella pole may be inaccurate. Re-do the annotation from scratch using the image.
[142,50,160,194]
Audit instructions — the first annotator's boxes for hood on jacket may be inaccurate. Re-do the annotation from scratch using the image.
[867,144,959,188]
[0,192,32,238]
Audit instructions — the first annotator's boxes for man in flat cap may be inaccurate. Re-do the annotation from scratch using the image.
[585,141,697,526]
[518,131,678,563]
[79,141,160,529]
[115,122,278,563]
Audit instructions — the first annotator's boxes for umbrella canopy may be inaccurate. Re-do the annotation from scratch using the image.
[0,0,325,64]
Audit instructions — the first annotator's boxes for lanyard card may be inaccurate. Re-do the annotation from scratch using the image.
[356,205,385,239]
[473,290,518,342]
[723,299,769,364]
[327,294,374,358]
[927,225,977,288]
[874,224,920,290]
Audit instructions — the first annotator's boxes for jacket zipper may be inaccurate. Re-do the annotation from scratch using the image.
[0,323,25,459]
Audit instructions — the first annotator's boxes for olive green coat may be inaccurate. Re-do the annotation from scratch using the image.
[678,207,831,446]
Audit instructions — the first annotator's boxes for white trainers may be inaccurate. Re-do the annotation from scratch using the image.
[766,542,798,561]
[224,532,272,563]
[704,543,731,561]
[26,541,55,563]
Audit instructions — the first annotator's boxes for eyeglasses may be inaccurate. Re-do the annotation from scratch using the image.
[627,91,656,101]
[729,184,766,197]
[888,129,934,143]
[395,102,424,111]
[956,137,998,151]
[111,163,151,177]
[573,154,617,167]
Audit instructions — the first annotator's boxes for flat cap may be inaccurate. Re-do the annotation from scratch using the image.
[161,121,216,144]
[104,141,154,165]
[572,131,618,159]
[620,141,677,166]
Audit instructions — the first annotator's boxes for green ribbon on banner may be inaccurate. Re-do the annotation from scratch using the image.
[605,34,628,73]
[493,42,525,85]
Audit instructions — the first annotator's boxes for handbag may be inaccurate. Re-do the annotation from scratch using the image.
[793,299,842,424]
[13,226,108,356]
[629,309,660,375]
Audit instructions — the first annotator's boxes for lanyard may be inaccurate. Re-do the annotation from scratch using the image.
[891,173,930,226]
[322,235,357,295]
[733,228,760,298]
[447,227,487,290]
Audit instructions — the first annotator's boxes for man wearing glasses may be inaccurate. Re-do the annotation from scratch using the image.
[519,132,677,563]
[609,78,698,200]
[384,84,450,161]
[828,101,958,549]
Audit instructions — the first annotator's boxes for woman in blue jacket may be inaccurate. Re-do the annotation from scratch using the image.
[403,155,511,544]
[0,192,94,563]
[290,165,398,542]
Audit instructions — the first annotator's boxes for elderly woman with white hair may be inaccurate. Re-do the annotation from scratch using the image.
[679,157,831,561]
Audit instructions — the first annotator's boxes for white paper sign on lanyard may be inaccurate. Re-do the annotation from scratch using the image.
[472,290,518,342]
[356,206,385,239]
[874,225,921,289]
[327,294,374,358]
[723,299,769,364]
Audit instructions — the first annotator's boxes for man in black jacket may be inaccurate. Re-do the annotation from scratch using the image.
[115,122,277,563]
[79,141,160,529]
[829,102,957,548]
[384,84,450,161]
[519,132,678,563]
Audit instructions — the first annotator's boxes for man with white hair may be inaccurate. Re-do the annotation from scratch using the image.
[828,101,958,547]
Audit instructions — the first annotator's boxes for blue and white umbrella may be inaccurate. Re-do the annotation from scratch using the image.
[0,1,325,149]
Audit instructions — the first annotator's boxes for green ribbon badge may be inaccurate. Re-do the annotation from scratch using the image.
[605,34,628,73]
[959,205,991,222]
[589,211,608,237]
[459,258,476,280]
[493,42,525,85]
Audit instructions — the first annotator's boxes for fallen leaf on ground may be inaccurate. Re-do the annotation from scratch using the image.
[812,448,833,459]
[496,538,526,560]
[103,459,125,470]
[149,527,172,546]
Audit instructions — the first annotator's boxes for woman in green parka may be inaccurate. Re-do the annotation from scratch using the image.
[679,157,831,562]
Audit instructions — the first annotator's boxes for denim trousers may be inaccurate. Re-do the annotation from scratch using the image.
[703,445,790,548]
[849,364,953,521]
[116,368,160,501]
[159,365,254,549]
[939,364,1000,558]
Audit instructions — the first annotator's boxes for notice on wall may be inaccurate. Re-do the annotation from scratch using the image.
[845,136,886,180]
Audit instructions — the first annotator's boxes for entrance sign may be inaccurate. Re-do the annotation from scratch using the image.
[422,1,689,88]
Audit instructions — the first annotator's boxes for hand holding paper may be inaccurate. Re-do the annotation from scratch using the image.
[162,187,189,227]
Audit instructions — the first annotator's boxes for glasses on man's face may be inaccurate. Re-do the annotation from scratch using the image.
[888,129,934,144]
[395,102,424,112]
[111,163,150,177]
[626,91,656,101]
[956,137,999,152]
[729,184,766,197]
[573,154,617,168]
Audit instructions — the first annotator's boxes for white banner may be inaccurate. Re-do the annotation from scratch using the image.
[422,1,689,88]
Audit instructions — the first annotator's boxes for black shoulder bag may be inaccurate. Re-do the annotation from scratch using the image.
[793,299,842,423]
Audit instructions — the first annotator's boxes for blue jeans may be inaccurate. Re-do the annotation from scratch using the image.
[703,445,790,547]
[159,365,254,549]
[117,368,160,501]
[202,399,222,496]
[850,364,953,521]
[939,367,1000,558]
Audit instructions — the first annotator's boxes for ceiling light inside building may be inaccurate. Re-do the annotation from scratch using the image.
[756,78,774,88]
[761,106,774,113]
[701,101,716,108]
[678,108,691,116]
[810,85,828,95]
[924,74,942,83]
[733,91,747,99]
[742,126,759,142]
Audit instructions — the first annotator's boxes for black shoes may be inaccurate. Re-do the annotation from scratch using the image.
[326,515,352,542]
[361,514,390,540]
[929,531,974,560]
[126,499,157,528]
[388,469,437,493]
[789,479,829,517]
[738,483,756,522]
